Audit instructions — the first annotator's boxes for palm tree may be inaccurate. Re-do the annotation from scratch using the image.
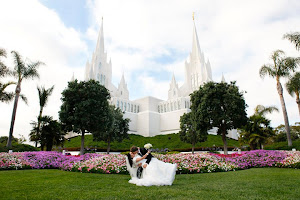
[35,85,54,147]
[284,32,300,51]
[30,115,64,151]
[254,105,279,116]
[6,51,44,148]
[286,72,300,116]
[0,48,15,103]
[240,105,277,150]
[0,48,7,72]
[259,50,299,147]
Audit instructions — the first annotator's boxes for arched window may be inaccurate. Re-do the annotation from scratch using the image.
[134,105,136,113]
[121,101,123,111]
[171,102,173,111]
[174,101,177,110]
[137,106,140,113]
[124,102,127,111]
[158,106,160,113]
[128,103,130,111]
[185,101,187,108]
[164,104,166,112]
[103,75,106,85]
[117,100,119,108]
[97,74,100,82]
[131,104,133,112]
[100,74,103,85]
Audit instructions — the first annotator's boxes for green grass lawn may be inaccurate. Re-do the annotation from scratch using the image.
[0,168,299,200]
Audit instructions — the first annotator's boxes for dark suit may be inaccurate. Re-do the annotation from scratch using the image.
[137,147,153,178]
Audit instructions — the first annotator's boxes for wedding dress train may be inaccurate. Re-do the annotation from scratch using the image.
[127,155,177,186]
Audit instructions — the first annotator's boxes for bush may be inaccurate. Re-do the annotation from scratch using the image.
[264,140,300,150]
[0,143,39,152]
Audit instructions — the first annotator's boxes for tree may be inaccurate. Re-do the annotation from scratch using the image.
[7,51,44,148]
[286,72,300,116]
[190,81,247,155]
[32,85,54,147]
[274,123,300,142]
[30,116,64,151]
[59,79,110,155]
[259,50,299,147]
[93,105,130,154]
[179,112,208,154]
[254,105,279,116]
[0,48,15,103]
[239,105,277,150]
[284,32,300,51]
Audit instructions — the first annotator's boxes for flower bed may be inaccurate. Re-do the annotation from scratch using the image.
[0,150,299,173]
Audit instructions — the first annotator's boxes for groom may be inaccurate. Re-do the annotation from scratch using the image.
[136,146,153,179]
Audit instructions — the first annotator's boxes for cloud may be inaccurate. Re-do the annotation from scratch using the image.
[0,0,87,143]
[0,0,300,144]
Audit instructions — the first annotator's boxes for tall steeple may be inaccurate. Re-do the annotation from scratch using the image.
[191,14,201,62]
[95,17,105,55]
[168,73,180,100]
[117,72,129,100]
[221,73,226,83]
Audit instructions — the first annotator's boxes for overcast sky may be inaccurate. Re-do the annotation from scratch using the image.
[0,0,299,144]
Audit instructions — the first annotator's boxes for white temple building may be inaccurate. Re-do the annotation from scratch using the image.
[83,19,238,139]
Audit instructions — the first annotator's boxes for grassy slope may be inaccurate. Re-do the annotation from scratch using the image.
[0,168,299,200]
[63,134,240,151]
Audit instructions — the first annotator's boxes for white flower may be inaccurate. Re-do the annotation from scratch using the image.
[144,143,153,149]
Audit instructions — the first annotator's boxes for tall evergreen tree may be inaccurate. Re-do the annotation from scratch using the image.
[259,50,299,147]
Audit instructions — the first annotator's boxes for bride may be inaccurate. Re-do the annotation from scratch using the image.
[126,146,177,186]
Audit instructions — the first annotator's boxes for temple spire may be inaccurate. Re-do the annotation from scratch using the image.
[96,17,105,54]
[221,73,226,83]
[191,19,201,61]
[171,73,177,86]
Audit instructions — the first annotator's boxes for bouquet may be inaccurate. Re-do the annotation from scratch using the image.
[144,143,153,150]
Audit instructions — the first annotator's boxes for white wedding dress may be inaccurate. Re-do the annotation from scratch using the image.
[126,155,177,186]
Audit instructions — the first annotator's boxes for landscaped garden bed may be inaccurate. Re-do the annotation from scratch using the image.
[1,150,299,174]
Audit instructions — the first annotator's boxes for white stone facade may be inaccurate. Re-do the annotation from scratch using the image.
[84,19,238,140]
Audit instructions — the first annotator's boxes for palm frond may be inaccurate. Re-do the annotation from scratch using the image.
[0,48,7,57]
[11,51,25,80]
[254,105,279,116]
[286,72,300,97]
[37,85,54,107]
[259,65,276,78]
[284,32,300,51]
[23,61,44,80]
[19,94,28,105]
